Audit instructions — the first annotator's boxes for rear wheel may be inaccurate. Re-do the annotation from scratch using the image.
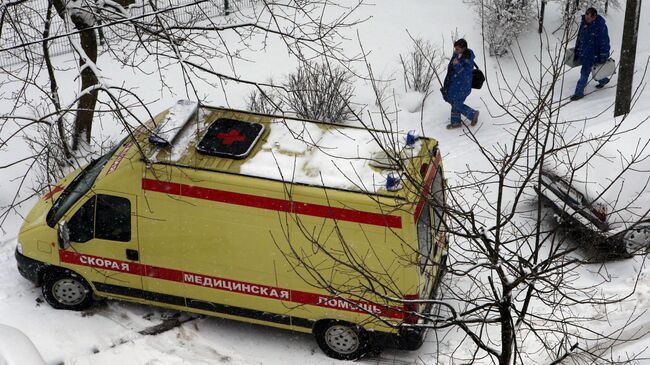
[42,270,94,310]
[314,320,370,360]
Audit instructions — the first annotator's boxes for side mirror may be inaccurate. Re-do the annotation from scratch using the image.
[58,220,70,249]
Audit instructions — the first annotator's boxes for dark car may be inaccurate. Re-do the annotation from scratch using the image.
[537,166,650,258]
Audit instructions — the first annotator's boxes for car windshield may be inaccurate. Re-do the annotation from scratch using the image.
[46,141,123,227]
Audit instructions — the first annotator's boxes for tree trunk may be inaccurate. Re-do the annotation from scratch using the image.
[72,25,99,150]
[500,298,514,365]
[539,0,547,33]
[615,0,642,117]
[42,0,72,158]
[50,0,100,150]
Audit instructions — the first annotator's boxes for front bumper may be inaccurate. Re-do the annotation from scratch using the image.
[15,249,48,286]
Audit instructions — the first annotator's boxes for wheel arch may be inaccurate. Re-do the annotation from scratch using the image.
[312,318,372,360]
[40,266,97,310]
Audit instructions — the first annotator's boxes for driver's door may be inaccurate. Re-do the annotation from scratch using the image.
[58,191,143,297]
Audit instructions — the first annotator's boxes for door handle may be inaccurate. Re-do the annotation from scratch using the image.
[126,249,139,261]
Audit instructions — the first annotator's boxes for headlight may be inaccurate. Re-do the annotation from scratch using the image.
[16,240,23,254]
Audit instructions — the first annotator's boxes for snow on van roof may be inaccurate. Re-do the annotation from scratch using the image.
[144,107,425,194]
[148,100,198,146]
[239,118,423,194]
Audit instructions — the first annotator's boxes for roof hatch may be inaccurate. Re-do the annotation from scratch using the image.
[196,118,264,159]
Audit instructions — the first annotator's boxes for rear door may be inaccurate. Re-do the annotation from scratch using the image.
[59,191,143,296]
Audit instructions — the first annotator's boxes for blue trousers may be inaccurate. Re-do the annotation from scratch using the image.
[448,96,476,125]
[574,61,610,97]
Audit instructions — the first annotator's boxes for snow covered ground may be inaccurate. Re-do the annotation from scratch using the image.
[2,0,650,364]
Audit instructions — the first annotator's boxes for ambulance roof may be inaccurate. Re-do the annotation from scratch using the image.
[140,103,435,195]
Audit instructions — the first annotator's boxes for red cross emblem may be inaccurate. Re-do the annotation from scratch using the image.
[216,129,246,145]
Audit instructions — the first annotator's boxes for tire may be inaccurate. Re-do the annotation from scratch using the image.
[42,270,94,310]
[314,320,370,360]
[622,226,650,256]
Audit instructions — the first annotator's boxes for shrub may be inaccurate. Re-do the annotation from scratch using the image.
[399,38,441,93]
[283,62,355,124]
[246,84,284,115]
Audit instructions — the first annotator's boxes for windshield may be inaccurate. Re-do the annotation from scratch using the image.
[46,142,123,227]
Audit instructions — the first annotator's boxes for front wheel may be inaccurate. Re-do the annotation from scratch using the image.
[42,270,94,310]
[314,320,370,360]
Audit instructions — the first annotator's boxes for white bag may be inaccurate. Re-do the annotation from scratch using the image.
[592,58,616,81]
[564,47,581,68]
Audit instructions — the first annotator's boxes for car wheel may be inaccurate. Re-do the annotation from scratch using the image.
[623,227,650,255]
[314,320,370,360]
[42,270,94,310]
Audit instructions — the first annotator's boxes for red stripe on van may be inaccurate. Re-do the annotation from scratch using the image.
[59,250,145,275]
[183,184,292,212]
[144,265,184,282]
[290,291,403,319]
[59,250,405,319]
[141,178,402,229]
[141,178,182,195]
[413,152,442,223]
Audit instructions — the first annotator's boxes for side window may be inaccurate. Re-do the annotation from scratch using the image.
[68,196,95,243]
[417,167,445,272]
[95,195,131,242]
[430,167,444,232]
[417,201,433,270]
[66,194,131,243]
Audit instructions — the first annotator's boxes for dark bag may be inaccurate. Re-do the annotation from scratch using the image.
[440,87,449,103]
[472,62,485,89]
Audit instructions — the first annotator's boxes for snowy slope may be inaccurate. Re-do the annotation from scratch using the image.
[1,0,650,364]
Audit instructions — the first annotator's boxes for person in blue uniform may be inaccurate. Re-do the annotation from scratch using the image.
[441,39,479,129]
[571,7,611,101]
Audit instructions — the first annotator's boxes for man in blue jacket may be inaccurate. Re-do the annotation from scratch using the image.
[571,7,611,101]
[441,39,479,129]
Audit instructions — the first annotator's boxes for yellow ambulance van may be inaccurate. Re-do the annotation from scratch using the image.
[16,101,447,360]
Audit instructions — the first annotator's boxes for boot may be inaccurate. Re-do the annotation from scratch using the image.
[471,110,480,126]
[596,78,610,89]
